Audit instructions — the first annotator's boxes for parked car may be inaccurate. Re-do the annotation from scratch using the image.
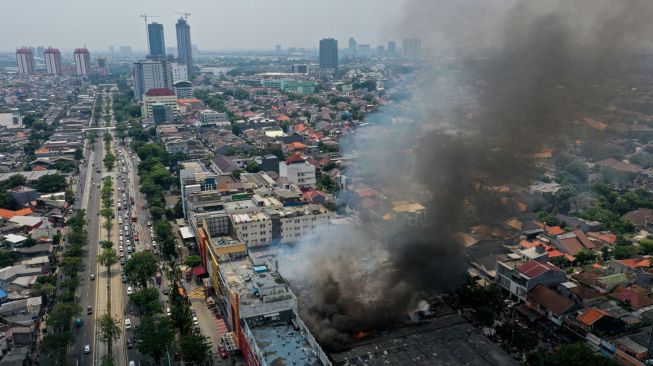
[218,346,228,359]
[127,286,133,295]
[125,318,131,330]
[87,306,93,315]
[84,345,91,354]
[90,274,95,281]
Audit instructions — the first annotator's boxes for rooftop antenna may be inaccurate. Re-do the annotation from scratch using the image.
[139,14,160,55]
[174,12,191,20]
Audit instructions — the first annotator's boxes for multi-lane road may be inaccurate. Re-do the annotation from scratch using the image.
[70,86,178,366]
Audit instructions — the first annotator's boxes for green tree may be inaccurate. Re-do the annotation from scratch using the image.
[638,239,653,255]
[527,342,616,366]
[135,315,174,364]
[245,161,261,173]
[32,174,67,193]
[180,334,214,365]
[74,147,84,160]
[124,252,158,288]
[41,332,73,366]
[46,302,81,332]
[613,245,637,259]
[129,288,162,315]
[575,249,597,264]
[0,250,15,267]
[185,255,202,268]
[97,248,119,277]
[97,313,122,359]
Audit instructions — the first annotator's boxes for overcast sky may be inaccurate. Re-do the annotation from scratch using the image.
[1,0,406,52]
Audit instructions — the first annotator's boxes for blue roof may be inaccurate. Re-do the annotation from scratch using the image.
[0,289,7,297]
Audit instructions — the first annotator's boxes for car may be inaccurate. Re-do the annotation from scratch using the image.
[166,307,171,316]
[84,344,91,354]
[120,251,124,258]
[126,338,133,349]
[87,306,93,315]
[127,246,132,254]
[120,258,125,265]
[218,346,228,359]
[191,309,196,316]
[194,325,201,334]
[90,274,95,281]
[124,225,129,232]
[129,361,135,366]
[147,221,152,227]
[127,286,133,295]
[125,318,131,330]
[162,288,168,295]
[122,275,128,283]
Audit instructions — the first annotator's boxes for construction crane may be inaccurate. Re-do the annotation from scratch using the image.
[174,12,191,20]
[140,14,160,55]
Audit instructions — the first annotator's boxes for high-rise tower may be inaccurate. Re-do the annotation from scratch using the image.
[44,48,63,75]
[175,18,193,76]
[148,22,166,59]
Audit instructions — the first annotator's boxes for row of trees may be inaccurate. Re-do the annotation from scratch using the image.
[40,210,88,365]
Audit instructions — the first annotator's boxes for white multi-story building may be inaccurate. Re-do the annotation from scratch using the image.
[279,154,316,188]
[230,212,273,247]
[199,109,228,125]
[170,61,188,84]
[275,205,333,242]
[74,48,91,76]
[15,48,35,75]
[132,59,173,101]
[141,88,177,119]
[44,48,62,75]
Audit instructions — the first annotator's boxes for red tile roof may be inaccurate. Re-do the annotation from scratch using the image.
[145,88,175,97]
[516,260,561,278]
[609,285,653,309]
[285,152,305,163]
[577,308,607,326]
[574,230,595,249]
[618,258,650,269]
[559,237,584,256]
[0,208,33,219]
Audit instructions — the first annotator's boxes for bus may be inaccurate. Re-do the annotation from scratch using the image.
[130,212,137,222]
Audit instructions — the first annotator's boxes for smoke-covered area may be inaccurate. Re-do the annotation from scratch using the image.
[278,0,653,350]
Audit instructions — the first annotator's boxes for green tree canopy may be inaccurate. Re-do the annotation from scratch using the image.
[124,252,158,288]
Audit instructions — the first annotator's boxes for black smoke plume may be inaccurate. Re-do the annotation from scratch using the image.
[278,0,653,350]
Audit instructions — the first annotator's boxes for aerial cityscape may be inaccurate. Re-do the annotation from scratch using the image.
[0,1,653,365]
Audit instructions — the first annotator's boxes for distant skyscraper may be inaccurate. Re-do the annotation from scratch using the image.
[402,38,422,58]
[175,18,193,76]
[319,38,338,70]
[148,22,166,59]
[387,41,396,57]
[36,46,45,58]
[16,48,35,75]
[44,48,63,75]
[96,56,109,75]
[377,45,385,58]
[74,48,91,76]
[132,59,173,101]
[348,37,357,56]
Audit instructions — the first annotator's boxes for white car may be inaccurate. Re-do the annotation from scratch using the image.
[166,307,171,316]
[84,344,91,354]
[125,318,131,330]
[127,286,133,295]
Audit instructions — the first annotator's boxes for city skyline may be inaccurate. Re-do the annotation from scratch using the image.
[0,0,405,52]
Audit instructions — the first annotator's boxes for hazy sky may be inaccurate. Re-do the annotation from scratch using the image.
[1,0,406,52]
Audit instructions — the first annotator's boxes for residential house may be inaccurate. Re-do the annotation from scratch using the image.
[496,258,567,300]
[525,284,577,325]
